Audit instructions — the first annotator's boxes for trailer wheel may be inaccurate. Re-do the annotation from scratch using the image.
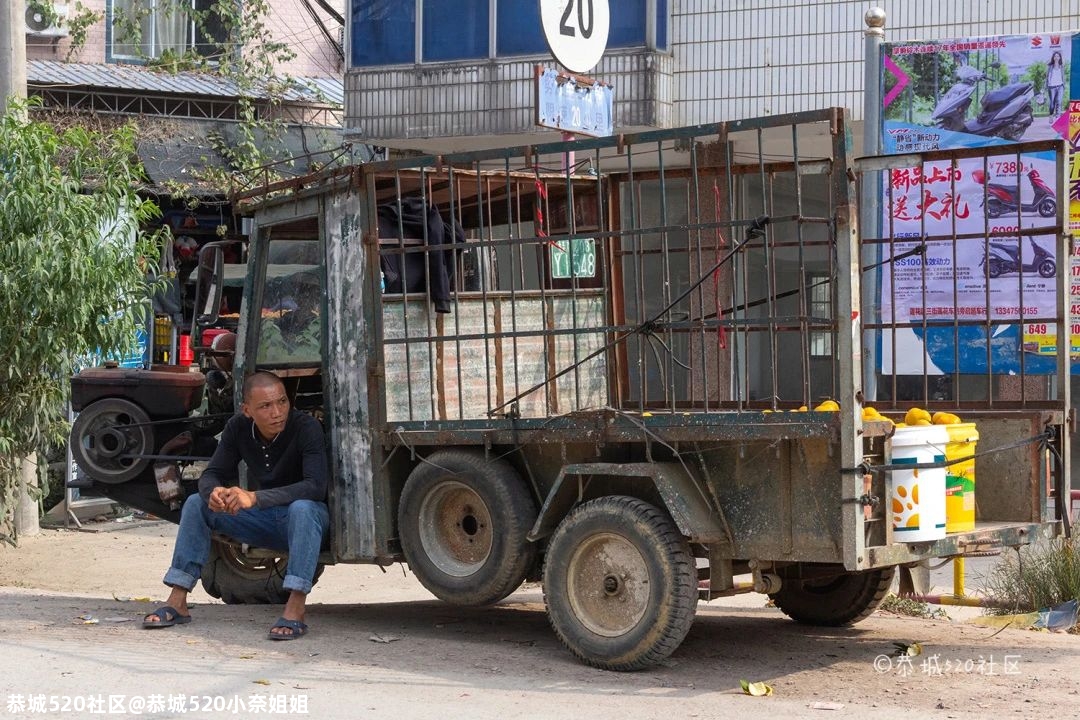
[201,540,323,605]
[543,496,697,671]
[70,398,153,484]
[769,566,895,626]
[398,449,537,606]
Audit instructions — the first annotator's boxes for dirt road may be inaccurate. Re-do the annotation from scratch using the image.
[1,522,1078,719]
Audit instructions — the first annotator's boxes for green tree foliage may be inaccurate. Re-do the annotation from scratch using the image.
[113,0,302,182]
[0,101,163,541]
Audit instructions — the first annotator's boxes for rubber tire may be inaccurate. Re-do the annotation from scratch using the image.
[987,259,1003,278]
[1038,258,1057,278]
[769,566,895,626]
[398,449,538,606]
[543,496,697,671]
[201,540,323,605]
[985,200,1004,219]
[70,398,153,484]
[1037,198,1057,218]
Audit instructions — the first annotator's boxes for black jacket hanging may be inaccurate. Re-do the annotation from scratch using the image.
[377,197,465,313]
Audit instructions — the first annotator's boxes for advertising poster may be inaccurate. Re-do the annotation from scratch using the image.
[880,32,1077,374]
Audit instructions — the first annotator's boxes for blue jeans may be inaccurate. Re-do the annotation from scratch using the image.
[164,494,329,595]
[1049,84,1064,115]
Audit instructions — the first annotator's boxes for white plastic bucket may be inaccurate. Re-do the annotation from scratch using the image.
[889,425,949,542]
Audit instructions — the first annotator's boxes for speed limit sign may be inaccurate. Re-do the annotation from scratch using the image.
[539,0,610,74]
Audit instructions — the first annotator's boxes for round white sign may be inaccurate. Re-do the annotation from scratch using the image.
[539,0,610,74]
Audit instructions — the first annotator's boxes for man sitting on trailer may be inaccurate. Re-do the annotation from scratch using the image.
[142,370,330,640]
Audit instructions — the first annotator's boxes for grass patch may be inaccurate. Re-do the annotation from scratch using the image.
[878,593,949,620]
[981,538,1080,616]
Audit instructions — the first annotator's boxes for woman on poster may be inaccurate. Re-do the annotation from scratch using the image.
[1047,50,1065,116]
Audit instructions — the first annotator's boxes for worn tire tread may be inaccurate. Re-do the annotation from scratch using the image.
[770,566,895,627]
[543,495,697,671]
[398,449,537,607]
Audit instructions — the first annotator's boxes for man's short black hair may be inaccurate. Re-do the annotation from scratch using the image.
[242,370,285,402]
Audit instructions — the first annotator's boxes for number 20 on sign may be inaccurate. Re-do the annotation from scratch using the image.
[540,0,611,74]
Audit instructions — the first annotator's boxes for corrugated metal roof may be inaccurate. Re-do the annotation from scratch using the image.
[28,60,342,106]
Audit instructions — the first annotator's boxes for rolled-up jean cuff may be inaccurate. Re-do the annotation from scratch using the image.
[283,574,313,594]
[163,568,198,592]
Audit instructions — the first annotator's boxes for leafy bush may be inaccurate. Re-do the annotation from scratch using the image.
[0,99,164,541]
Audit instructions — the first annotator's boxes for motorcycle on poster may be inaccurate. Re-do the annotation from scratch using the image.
[880,31,1077,373]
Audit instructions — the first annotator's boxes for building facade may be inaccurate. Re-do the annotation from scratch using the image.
[26,0,343,77]
[344,0,1080,151]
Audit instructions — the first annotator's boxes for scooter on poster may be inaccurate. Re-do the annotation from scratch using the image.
[930,58,1035,141]
[972,167,1057,218]
[980,234,1057,278]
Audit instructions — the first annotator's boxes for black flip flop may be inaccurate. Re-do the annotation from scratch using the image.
[267,617,307,640]
[142,605,192,629]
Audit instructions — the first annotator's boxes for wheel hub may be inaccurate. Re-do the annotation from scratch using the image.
[93,428,127,459]
[567,532,649,637]
[70,399,153,484]
[417,480,493,577]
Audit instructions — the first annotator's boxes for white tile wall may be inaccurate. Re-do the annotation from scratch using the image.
[673,0,1080,125]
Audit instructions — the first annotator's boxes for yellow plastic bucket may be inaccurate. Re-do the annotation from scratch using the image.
[890,425,948,542]
[944,423,978,533]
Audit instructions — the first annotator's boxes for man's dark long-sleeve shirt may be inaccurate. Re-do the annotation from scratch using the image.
[198,409,329,509]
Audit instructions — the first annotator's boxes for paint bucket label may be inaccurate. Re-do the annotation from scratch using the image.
[945,423,978,533]
[890,425,949,543]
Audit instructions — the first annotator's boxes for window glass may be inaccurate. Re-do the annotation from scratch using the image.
[422,0,488,61]
[109,0,225,61]
[351,0,416,66]
[111,0,222,60]
[258,240,323,366]
[496,0,547,56]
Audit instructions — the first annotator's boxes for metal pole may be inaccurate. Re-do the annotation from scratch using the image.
[860,7,886,401]
[4,0,36,537]
[0,0,28,116]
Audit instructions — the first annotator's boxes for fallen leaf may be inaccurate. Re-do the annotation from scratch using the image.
[740,679,774,697]
[252,680,271,686]
[239,655,255,660]
[368,633,401,644]
[103,617,133,623]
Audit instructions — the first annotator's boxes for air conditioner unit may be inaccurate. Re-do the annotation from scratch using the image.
[25,3,68,38]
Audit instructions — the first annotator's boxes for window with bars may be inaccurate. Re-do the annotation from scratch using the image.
[808,272,832,357]
[351,0,669,67]
[109,0,226,62]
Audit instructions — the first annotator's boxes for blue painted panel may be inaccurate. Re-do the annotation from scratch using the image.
[423,0,489,61]
[496,0,547,56]
[609,0,646,49]
[351,0,416,67]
